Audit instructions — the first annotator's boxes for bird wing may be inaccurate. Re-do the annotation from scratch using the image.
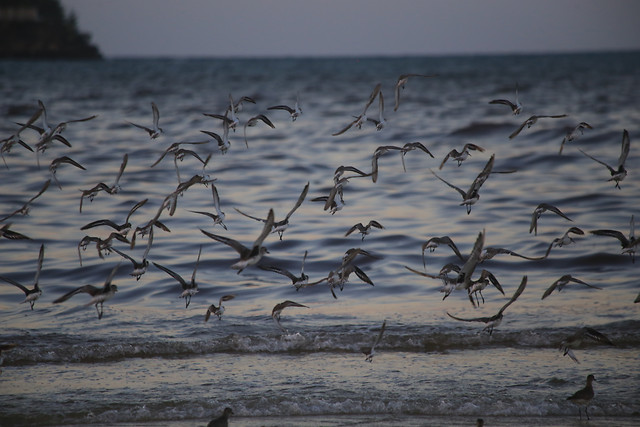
[53,284,100,303]
[259,265,297,281]
[34,244,45,286]
[446,311,493,324]
[371,319,386,350]
[508,118,531,139]
[233,207,265,223]
[285,182,309,220]
[267,105,295,113]
[253,209,275,247]
[191,245,203,284]
[0,276,28,294]
[579,149,614,174]
[152,262,187,288]
[151,102,160,128]
[618,129,630,167]
[200,229,249,257]
[467,154,495,196]
[498,276,527,315]
[431,170,466,198]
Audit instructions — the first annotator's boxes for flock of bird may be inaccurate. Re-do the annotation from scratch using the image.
[0,72,636,420]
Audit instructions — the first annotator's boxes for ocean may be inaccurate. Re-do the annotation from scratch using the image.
[0,52,639,426]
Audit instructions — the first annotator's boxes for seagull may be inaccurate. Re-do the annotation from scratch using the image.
[591,215,638,262]
[560,327,614,364]
[271,300,308,332]
[188,184,227,230]
[243,114,275,148]
[541,275,601,300]
[332,83,381,136]
[204,94,242,130]
[205,295,236,321]
[1,106,41,168]
[200,117,231,154]
[19,100,97,165]
[394,73,437,111]
[439,143,485,169]
[447,275,527,335]
[567,374,596,420]
[0,244,44,309]
[49,156,86,189]
[405,264,459,299]
[0,223,30,240]
[127,102,163,139]
[544,227,585,257]
[529,203,572,236]
[371,145,404,183]
[0,179,50,222]
[150,140,209,182]
[80,198,148,238]
[311,184,345,215]
[268,94,302,121]
[399,141,434,172]
[362,319,386,362]
[367,89,386,131]
[431,154,495,214]
[345,220,384,240]
[111,229,153,281]
[421,236,465,268]
[467,269,504,306]
[579,129,630,189]
[234,182,308,240]
[79,153,128,212]
[559,122,593,154]
[201,208,274,273]
[488,83,522,115]
[508,114,568,139]
[207,407,234,427]
[53,263,120,319]
[454,230,486,304]
[259,250,309,290]
[152,246,203,308]
[77,233,130,266]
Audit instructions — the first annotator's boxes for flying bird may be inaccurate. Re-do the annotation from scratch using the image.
[488,83,522,115]
[431,154,495,214]
[345,220,384,241]
[508,114,568,139]
[271,300,308,332]
[53,263,120,320]
[529,203,572,235]
[235,182,308,240]
[0,244,44,309]
[201,208,274,273]
[541,275,601,300]
[152,246,203,308]
[205,295,236,321]
[394,73,436,111]
[439,143,485,169]
[579,129,630,189]
[333,83,381,136]
[447,275,528,335]
[362,319,386,362]
[559,122,593,154]
[127,102,163,139]
[590,215,638,262]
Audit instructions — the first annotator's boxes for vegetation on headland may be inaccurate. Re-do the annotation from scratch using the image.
[0,0,102,59]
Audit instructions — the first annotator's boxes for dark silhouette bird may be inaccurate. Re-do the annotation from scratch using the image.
[0,244,44,309]
[567,374,596,420]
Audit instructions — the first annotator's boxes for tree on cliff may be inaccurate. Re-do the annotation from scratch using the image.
[0,0,102,59]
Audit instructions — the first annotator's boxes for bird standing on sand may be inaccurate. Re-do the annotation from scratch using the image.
[567,374,596,420]
[208,407,233,427]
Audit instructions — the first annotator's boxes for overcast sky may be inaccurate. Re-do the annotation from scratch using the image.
[61,0,640,58]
